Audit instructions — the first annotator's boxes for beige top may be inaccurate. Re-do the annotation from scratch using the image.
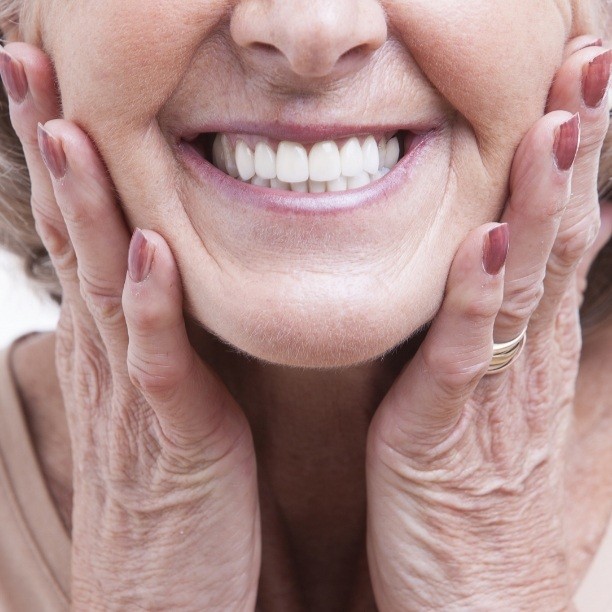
[0,344,611,611]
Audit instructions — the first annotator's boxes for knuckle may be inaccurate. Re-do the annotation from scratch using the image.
[553,210,601,268]
[421,343,489,398]
[500,278,545,325]
[12,117,38,151]
[73,338,110,407]
[460,294,500,322]
[32,201,71,259]
[124,297,165,333]
[78,269,124,323]
[127,353,190,400]
[446,283,501,325]
[59,198,92,229]
[51,241,78,276]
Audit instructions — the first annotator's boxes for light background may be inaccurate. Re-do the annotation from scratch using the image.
[0,249,59,350]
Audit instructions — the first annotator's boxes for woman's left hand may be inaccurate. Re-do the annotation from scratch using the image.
[365,38,611,611]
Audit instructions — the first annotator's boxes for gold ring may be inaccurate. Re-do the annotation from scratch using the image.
[486,328,527,375]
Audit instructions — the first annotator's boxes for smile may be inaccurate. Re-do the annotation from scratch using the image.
[188,131,412,193]
[178,123,440,213]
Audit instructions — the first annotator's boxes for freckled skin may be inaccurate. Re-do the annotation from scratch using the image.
[35,0,590,368]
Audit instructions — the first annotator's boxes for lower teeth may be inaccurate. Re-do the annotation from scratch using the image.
[249,168,393,193]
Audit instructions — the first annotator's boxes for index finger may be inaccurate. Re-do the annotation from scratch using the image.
[39,119,131,367]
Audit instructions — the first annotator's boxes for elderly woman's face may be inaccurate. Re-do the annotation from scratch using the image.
[37,0,583,366]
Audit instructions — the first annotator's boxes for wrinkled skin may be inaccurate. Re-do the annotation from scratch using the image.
[19,0,600,367]
[1,0,611,610]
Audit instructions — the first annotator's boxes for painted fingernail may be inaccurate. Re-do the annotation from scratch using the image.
[483,224,509,276]
[576,38,603,52]
[0,48,28,103]
[553,113,580,172]
[37,123,67,180]
[128,229,155,283]
[582,49,611,108]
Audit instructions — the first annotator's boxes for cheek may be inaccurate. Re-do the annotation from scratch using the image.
[388,0,569,152]
[46,1,227,132]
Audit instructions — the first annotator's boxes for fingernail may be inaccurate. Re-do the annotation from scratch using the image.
[576,38,603,52]
[128,229,155,283]
[0,48,28,103]
[483,224,509,276]
[553,113,580,172]
[37,123,67,180]
[582,49,611,108]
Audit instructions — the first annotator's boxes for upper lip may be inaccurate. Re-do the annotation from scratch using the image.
[180,121,439,144]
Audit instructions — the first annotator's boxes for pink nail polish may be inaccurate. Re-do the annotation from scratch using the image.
[582,49,611,108]
[576,38,603,53]
[37,123,67,180]
[483,224,509,276]
[553,113,580,172]
[0,48,28,103]
[128,229,154,283]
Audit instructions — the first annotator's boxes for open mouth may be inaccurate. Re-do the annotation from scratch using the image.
[185,130,415,193]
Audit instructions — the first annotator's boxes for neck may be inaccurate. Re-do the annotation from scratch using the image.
[186,320,419,461]
[186,322,420,609]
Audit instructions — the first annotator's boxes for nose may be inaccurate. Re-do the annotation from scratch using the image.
[230,0,387,80]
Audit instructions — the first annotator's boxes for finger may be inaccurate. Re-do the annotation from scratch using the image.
[492,111,578,342]
[38,119,131,364]
[539,47,610,322]
[123,229,251,453]
[562,35,603,60]
[0,43,77,288]
[370,223,507,458]
[0,43,59,207]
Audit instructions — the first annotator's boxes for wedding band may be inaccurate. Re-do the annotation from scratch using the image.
[486,328,527,374]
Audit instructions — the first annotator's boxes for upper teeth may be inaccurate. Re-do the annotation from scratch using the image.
[211,133,401,193]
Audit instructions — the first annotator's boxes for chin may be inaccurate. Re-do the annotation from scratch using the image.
[187,281,441,369]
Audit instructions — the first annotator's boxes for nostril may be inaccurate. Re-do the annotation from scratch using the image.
[340,44,370,62]
[230,0,388,80]
[250,42,280,55]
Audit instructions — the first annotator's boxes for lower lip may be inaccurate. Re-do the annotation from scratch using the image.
[177,130,438,215]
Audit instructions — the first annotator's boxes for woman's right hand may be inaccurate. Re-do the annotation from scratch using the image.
[0,42,261,611]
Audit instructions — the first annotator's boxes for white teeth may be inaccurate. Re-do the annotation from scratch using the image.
[347,171,371,190]
[207,132,403,193]
[251,176,271,187]
[362,136,379,174]
[221,135,239,178]
[271,177,290,190]
[291,181,308,192]
[309,141,341,182]
[254,142,277,180]
[308,180,326,193]
[327,176,348,192]
[340,137,364,177]
[277,142,309,183]
[385,136,400,169]
[236,140,255,181]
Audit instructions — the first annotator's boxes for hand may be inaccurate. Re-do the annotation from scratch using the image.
[365,37,610,611]
[0,42,261,611]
